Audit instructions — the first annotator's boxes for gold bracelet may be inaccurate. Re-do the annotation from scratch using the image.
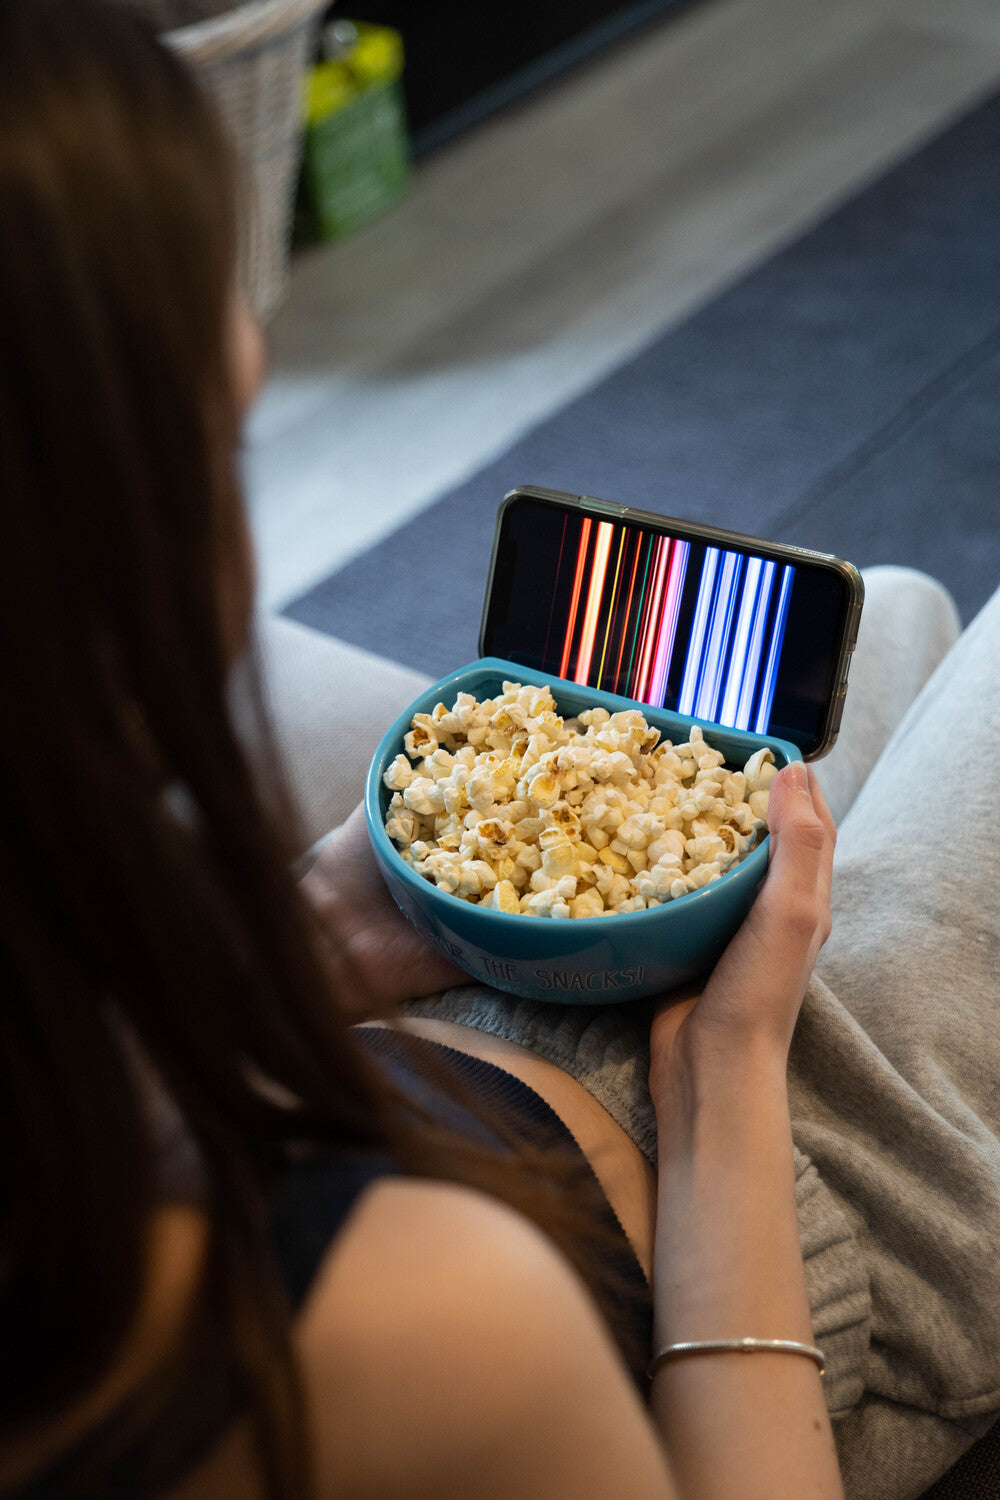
[647,1338,826,1381]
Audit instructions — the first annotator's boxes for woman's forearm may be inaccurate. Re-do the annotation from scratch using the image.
[649,1056,844,1500]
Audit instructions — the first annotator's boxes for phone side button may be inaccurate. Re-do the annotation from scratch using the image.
[580,495,627,518]
[830,687,848,734]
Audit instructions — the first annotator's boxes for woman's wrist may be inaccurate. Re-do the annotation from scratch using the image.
[651,1031,790,1142]
[651,1077,805,1348]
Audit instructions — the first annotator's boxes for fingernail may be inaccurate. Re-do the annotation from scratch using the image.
[784,760,807,790]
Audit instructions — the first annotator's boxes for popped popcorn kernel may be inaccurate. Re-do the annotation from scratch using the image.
[384,685,773,916]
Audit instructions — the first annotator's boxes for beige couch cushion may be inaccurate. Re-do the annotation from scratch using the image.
[254,613,431,855]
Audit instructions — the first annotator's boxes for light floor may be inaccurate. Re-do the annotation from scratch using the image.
[244,0,1000,613]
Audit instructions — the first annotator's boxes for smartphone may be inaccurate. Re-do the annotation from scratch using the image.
[479,486,864,759]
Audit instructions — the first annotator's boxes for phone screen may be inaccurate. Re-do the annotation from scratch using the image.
[482,496,853,755]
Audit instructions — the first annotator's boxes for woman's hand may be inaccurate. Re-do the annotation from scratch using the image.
[647,766,843,1500]
[300,803,468,1021]
[649,761,836,1112]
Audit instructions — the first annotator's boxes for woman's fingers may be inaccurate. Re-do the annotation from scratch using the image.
[720,766,832,1007]
[808,763,837,842]
[806,765,837,946]
[649,761,838,1092]
[759,762,836,968]
[762,763,829,925]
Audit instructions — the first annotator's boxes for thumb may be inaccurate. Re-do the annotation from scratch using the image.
[767,761,826,865]
[757,761,829,946]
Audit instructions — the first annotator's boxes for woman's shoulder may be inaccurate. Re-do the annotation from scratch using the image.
[296,1175,672,1500]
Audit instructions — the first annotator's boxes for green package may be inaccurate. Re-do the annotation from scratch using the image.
[295,22,410,243]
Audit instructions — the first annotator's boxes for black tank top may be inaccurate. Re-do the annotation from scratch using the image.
[7,1029,651,1498]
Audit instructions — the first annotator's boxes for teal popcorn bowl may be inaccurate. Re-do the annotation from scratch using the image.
[365,659,800,1005]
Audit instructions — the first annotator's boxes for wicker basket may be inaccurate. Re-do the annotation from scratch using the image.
[126,0,329,319]
[124,1,238,25]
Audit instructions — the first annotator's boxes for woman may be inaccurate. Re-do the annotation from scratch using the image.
[0,2,839,1494]
[0,5,842,1496]
[0,4,990,1498]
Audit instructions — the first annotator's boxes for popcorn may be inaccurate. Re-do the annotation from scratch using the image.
[384,683,774,917]
[593,862,624,899]
[463,817,515,862]
[748,788,771,821]
[685,833,731,867]
[464,771,497,812]
[615,812,662,850]
[384,795,417,846]
[404,724,437,758]
[402,777,446,816]
[598,847,630,876]
[744,746,778,795]
[456,860,497,898]
[570,888,605,920]
[383,753,416,791]
[521,889,572,919]
[442,780,470,817]
[616,894,647,914]
[635,862,683,903]
[481,879,520,913]
[647,829,686,864]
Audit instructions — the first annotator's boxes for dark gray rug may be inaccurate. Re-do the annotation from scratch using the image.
[285,89,1000,677]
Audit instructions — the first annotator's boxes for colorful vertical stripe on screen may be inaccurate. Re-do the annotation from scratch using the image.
[574,521,614,684]
[596,528,627,689]
[693,550,741,721]
[647,540,690,706]
[612,531,644,689]
[549,515,795,734]
[753,563,794,734]
[558,516,592,681]
[719,556,765,727]
[622,532,655,693]
[732,559,775,729]
[676,551,796,730]
[677,549,720,715]
[633,536,670,701]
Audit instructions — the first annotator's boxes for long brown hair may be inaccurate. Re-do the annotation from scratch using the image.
[0,4,631,1496]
